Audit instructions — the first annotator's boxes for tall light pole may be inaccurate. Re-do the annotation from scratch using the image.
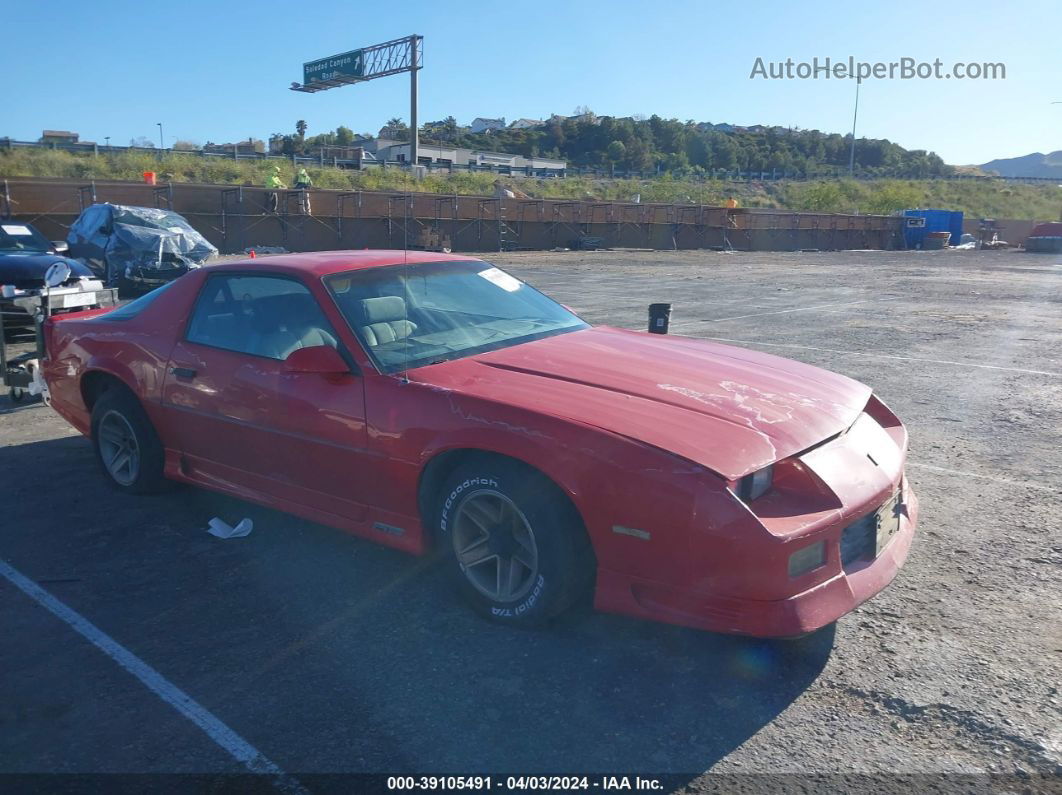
[104,136,110,150]
[409,33,419,170]
[156,122,164,150]
[848,77,861,177]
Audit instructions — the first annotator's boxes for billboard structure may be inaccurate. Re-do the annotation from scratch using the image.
[291,35,424,168]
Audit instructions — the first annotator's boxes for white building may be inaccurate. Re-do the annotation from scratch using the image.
[470,117,506,134]
[508,118,544,130]
[370,140,564,171]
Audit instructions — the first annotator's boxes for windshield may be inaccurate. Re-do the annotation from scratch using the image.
[325,260,588,373]
[112,208,192,233]
[0,222,52,253]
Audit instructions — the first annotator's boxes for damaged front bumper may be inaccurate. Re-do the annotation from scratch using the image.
[595,482,919,639]
[123,261,200,288]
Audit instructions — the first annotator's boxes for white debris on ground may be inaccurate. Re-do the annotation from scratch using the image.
[206,517,254,539]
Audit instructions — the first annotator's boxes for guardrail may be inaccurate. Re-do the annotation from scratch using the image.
[3,138,1058,184]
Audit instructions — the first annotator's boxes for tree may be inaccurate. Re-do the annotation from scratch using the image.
[335,126,355,146]
[622,137,653,172]
[295,120,307,138]
[276,135,296,156]
[172,140,199,151]
[606,140,626,175]
[384,117,409,141]
[129,136,155,148]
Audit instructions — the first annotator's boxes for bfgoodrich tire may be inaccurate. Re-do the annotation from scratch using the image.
[90,387,168,494]
[435,458,594,627]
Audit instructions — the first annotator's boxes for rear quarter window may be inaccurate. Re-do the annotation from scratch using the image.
[95,279,179,322]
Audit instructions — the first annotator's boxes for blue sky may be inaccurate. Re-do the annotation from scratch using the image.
[7,0,1059,164]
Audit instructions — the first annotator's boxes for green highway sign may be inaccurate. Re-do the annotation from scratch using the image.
[303,50,364,84]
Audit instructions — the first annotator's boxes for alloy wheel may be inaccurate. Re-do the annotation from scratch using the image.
[98,410,141,487]
[452,490,540,602]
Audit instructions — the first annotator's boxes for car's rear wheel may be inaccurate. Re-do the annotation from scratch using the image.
[90,387,168,494]
[435,458,594,626]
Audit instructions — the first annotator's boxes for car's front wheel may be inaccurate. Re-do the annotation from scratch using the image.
[90,387,168,494]
[435,458,594,626]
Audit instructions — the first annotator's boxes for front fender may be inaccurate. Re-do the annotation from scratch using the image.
[369,375,716,579]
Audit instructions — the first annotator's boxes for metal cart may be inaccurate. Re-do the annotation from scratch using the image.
[1,284,119,403]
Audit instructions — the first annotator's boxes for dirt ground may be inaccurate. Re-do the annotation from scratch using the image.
[1,248,1060,791]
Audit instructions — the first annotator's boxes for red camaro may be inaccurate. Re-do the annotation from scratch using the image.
[43,251,918,637]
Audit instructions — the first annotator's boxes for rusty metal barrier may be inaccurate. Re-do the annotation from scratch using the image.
[0,178,906,254]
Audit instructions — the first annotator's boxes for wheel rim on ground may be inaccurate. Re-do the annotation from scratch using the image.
[98,410,140,486]
[452,489,540,602]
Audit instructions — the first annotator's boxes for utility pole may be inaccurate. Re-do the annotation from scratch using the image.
[848,78,860,177]
[1053,103,1061,220]
[156,122,164,151]
[410,34,419,171]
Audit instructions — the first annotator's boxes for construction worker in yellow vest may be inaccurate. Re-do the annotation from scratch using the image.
[294,168,313,215]
[265,166,286,213]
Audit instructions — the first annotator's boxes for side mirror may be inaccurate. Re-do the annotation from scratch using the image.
[284,345,350,375]
[51,240,69,253]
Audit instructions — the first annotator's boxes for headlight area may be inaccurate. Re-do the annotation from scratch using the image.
[727,458,838,514]
[727,458,845,587]
[863,393,908,454]
[734,464,774,503]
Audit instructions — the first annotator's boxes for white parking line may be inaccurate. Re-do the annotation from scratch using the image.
[907,462,1057,493]
[0,558,306,794]
[702,337,1062,377]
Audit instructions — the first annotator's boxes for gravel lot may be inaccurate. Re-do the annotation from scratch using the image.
[1,248,1060,791]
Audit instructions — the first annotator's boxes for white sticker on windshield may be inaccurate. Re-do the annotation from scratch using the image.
[477,267,521,292]
[1,224,33,236]
[168,227,185,234]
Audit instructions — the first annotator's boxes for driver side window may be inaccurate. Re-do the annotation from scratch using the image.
[186,274,338,361]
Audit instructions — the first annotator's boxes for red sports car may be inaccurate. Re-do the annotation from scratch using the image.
[43,251,918,637]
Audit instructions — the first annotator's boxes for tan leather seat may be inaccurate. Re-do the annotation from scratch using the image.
[249,293,337,360]
[358,296,417,347]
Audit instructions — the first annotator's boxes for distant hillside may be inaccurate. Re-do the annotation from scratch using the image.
[280,114,954,180]
[435,115,953,180]
[980,151,1062,179]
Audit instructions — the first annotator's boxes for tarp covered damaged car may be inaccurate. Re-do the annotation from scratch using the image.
[67,204,217,289]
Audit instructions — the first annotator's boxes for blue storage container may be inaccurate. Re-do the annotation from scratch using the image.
[903,209,964,249]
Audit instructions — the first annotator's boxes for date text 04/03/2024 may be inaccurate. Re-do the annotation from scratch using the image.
[386,776,664,791]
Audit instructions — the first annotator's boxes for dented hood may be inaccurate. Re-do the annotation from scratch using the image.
[412,327,872,480]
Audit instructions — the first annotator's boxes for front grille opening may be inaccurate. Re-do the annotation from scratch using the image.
[840,512,876,568]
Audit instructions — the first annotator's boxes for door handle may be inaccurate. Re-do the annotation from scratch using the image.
[169,366,197,379]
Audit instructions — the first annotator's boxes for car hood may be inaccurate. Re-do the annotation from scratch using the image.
[0,253,94,287]
[411,326,872,480]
